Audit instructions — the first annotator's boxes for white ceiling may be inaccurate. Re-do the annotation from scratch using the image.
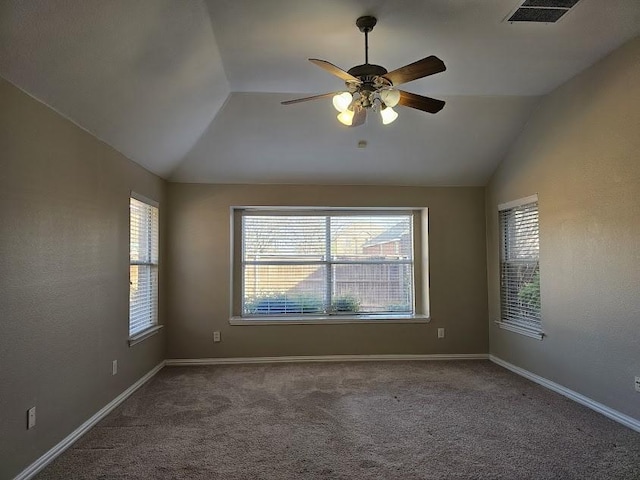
[172,93,539,186]
[207,0,639,96]
[0,0,229,177]
[1,0,639,185]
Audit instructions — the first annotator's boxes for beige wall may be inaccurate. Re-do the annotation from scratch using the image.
[166,183,488,359]
[0,78,166,478]
[486,36,640,420]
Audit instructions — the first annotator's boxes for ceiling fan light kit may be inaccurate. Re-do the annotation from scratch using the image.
[337,108,356,126]
[282,15,446,128]
[332,92,353,112]
[380,88,400,108]
[380,105,399,125]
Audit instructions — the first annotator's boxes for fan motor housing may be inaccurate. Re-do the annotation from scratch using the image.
[347,63,388,79]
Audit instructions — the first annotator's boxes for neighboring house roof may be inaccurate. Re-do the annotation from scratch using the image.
[363,221,410,248]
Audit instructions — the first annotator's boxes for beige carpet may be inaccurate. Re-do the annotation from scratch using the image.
[36,361,640,479]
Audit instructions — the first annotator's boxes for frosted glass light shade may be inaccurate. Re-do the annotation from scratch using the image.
[380,89,400,108]
[332,92,353,112]
[380,106,398,125]
[337,109,355,126]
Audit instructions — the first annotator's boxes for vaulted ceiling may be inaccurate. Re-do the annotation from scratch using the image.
[1,0,639,185]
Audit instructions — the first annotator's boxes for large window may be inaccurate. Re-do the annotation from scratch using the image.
[498,195,542,338]
[234,208,426,321]
[129,194,159,338]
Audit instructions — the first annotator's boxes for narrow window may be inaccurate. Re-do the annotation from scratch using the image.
[236,209,421,319]
[129,195,159,338]
[498,195,542,338]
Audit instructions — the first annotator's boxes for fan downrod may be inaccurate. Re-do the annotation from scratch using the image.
[348,15,387,80]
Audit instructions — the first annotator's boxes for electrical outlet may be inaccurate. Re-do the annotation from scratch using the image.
[213,331,221,343]
[27,407,36,429]
[437,328,445,339]
[112,360,118,376]
[635,376,640,392]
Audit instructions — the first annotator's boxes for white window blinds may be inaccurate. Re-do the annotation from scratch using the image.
[241,210,414,316]
[499,197,541,334]
[129,196,159,336]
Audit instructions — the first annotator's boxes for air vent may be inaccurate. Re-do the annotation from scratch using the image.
[506,0,581,24]
[521,0,579,7]
[509,8,567,22]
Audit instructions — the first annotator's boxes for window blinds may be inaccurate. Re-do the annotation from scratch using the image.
[499,199,541,332]
[241,211,414,316]
[129,197,159,336]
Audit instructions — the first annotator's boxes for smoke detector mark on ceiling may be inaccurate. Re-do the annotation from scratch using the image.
[506,0,582,24]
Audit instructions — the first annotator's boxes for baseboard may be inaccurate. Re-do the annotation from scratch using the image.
[165,353,489,366]
[15,361,166,480]
[490,355,640,433]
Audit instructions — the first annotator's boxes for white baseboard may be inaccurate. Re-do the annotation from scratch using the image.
[165,353,488,366]
[490,355,640,433]
[15,361,166,480]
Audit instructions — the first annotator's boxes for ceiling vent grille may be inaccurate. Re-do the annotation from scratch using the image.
[506,0,581,23]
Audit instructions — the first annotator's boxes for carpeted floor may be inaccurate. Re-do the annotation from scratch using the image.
[36,361,640,479]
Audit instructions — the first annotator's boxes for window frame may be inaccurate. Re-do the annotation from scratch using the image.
[496,194,543,340]
[128,192,162,345]
[229,206,430,325]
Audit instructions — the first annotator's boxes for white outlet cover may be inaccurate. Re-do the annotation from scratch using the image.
[635,376,640,392]
[112,360,118,375]
[27,406,36,429]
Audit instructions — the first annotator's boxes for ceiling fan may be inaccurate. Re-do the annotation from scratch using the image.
[281,16,446,127]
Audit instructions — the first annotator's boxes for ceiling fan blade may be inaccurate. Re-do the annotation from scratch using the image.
[309,59,361,83]
[397,90,445,114]
[350,105,366,127]
[281,92,337,105]
[383,56,446,86]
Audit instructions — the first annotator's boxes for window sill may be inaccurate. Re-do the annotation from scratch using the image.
[229,314,430,326]
[494,321,544,340]
[129,325,164,346]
